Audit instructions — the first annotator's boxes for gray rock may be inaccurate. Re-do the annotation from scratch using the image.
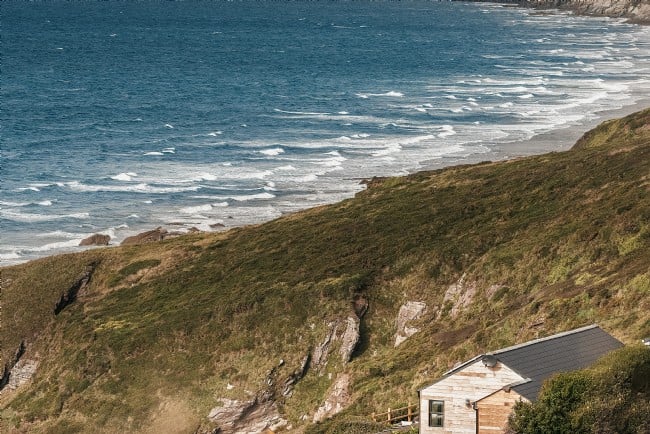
[312,373,352,422]
[79,233,110,246]
[339,316,360,363]
[394,301,427,347]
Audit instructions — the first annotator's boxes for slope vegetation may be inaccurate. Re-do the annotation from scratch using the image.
[1,109,649,433]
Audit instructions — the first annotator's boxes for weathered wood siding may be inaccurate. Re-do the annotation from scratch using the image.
[419,360,524,434]
[476,389,525,433]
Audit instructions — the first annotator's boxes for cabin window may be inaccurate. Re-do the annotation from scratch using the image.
[428,400,444,427]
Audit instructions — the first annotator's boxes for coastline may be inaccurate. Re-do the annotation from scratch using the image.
[2,3,650,267]
[465,0,650,24]
[422,97,650,169]
[3,99,648,268]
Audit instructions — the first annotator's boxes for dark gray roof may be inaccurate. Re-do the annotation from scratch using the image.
[492,324,623,401]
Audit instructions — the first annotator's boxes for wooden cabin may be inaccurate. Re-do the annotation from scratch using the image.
[418,324,622,434]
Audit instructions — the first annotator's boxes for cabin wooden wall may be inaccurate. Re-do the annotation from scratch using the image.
[476,389,523,433]
[419,360,524,434]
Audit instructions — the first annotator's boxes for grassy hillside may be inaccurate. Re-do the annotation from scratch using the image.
[1,109,649,433]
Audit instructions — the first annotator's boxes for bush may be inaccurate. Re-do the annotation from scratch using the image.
[508,346,650,434]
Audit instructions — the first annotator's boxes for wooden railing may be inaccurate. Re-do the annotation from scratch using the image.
[371,402,418,425]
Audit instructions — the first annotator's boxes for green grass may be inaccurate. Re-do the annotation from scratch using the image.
[1,108,649,433]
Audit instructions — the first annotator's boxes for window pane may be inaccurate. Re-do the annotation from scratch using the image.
[429,400,444,427]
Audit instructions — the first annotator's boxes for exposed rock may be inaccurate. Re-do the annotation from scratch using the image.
[121,227,169,246]
[394,301,427,347]
[339,316,360,363]
[352,294,369,318]
[312,322,338,370]
[312,373,352,422]
[207,398,287,434]
[0,341,25,391]
[517,0,650,23]
[210,223,226,229]
[282,354,310,397]
[438,274,477,319]
[313,317,361,370]
[79,233,111,246]
[6,359,38,390]
[54,263,97,315]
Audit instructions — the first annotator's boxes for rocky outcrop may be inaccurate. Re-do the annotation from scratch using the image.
[79,233,110,246]
[438,274,477,319]
[339,316,360,363]
[312,373,352,422]
[207,398,287,434]
[394,301,427,347]
[6,359,38,391]
[54,263,97,315]
[480,0,650,23]
[282,354,310,397]
[312,316,361,370]
[120,227,183,245]
[0,341,25,392]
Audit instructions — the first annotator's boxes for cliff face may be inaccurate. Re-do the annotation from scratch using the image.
[521,0,650,23]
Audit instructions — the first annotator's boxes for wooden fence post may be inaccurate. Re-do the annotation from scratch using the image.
[407,401,412,422]
[371,412,375,423]
[387,408,391,423]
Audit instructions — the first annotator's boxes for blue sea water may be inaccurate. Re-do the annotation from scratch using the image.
[2,1,650,264]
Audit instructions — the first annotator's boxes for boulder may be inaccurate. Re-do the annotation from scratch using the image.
[79,233,110,246]
[121,227,168,246]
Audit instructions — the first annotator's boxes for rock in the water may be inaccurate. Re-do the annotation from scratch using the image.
[394,301,427,347]
[121,227,168,246]
[312,373,352,422]
[79,233,110,246]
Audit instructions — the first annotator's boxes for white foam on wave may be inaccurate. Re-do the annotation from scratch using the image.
[144,151,164,156]
[208,131,223,136]
[294,174,318,183]
[438,125,457,138]
[0,200,28,207]
[260,147,285,156]
[164,123,174,129]
[276,165,296,171]
[356,91,404,99]
[371,143,402,157]
[274,109,330,116]
[28,239,85,253]
[181,204,213,214]
[227,192,276,201]
[0,252,22,261]
[194,173,218,181]
[36,230,88,239]
[0,209,89,223]
[64,181,199,194]
[111,172,138,181]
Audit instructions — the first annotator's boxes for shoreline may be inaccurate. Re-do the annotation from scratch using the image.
[3,4,650,267]
[3,99,649,268]
[419,97,650,170]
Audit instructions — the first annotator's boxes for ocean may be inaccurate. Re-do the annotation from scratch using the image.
[2,1,650,265]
